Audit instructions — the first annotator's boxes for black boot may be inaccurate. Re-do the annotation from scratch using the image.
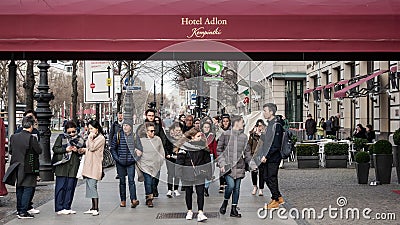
[219,200,228,215]
[230,205,241,218]
[204,187,209,197]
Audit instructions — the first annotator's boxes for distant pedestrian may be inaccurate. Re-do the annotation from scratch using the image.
[365,124,376,143]
[325,116,334,136]
[316,118,326,140]
[165,122,184,197]
[201,121,217,197]
[332,113,341,138]
[79,120,106,216]
[248,119,266,196]
[109,112,124,146]
[305,114,317,140]
[3,116,42,219]
[353,124,367,139]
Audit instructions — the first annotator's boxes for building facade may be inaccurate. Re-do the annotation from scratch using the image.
[305,61,400,140]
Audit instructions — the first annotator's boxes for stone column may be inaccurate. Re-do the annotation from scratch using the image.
[33,60,54,181]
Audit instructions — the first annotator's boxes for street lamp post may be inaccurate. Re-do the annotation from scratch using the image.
[33,60,55,181]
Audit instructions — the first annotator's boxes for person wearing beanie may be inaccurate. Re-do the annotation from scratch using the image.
[110,117,143,208]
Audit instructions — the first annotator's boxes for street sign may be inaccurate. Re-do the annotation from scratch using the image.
[204,77,223,81]
[204,61,223,75]
[114,75,121,94]
[84,61,114,103]
[243,96,250,104]
[106,78,112,86]
[126,86,142,91]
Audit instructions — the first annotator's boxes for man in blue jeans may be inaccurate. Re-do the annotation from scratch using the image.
[257,103,285,209]
[4,116,42,219]
[110,118,143,208]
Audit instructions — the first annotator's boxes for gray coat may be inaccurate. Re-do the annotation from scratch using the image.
[3,130,42,187]
[216,129,253,179]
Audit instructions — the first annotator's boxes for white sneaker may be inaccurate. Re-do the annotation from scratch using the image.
[185,211,193,220]
[66,209,76,214]
[166,190,173,198]
[84,209,96,214]
[57,209,70,215]
[27,208,40,214]
[174,190,181,197]
[197,212,208,222]
[92,210,99,216]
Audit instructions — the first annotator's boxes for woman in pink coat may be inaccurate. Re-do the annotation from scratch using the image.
[79,120,105,216]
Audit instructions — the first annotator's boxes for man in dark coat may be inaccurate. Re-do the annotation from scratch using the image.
[3,116,42,219]
[305,114,317,140]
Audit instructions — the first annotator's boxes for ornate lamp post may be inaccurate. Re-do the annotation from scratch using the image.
[33,60,55,181]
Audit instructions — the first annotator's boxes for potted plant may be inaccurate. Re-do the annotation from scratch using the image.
[373,140,393,184]
[355,151,370,184]
[296,144,319,168]
[353,138,368,151]
[324,142,348,168]
[368,144,375,168]
[393,128,400,183]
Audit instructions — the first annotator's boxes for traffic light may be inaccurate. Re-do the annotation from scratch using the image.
[148,101,156,109]
[203,97,209,109]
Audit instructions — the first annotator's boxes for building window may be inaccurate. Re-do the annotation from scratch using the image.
[285,80,303,123]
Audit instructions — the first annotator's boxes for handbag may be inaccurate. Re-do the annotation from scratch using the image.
[24,136,40,175]
[76,155,85,179]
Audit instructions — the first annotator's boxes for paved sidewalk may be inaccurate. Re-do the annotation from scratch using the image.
[4,165,298,225]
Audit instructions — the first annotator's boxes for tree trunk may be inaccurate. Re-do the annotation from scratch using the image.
[24,60,35,110]
[71,60,78,124]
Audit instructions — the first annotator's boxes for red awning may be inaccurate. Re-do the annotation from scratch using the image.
[324,83,336,89]
[315,86,325,91]
[337,80,349,85]
[304,89,314,94]
[334,70,388,98]
[0,0,400,53]
[391,66,398,72]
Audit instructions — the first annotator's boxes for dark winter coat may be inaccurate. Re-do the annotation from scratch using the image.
[51,134,85,177]
[305,118,317,135]
[3,130,42,187]
[110,131,143,166]
[175,140,211,184]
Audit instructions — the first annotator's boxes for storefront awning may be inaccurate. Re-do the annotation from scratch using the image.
[333,70,388,98]
[0,0,400,55]
[324,83,336,89]
[304,89,314,94]
[315,86,325,91]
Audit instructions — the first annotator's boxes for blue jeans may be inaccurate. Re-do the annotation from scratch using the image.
[204,154,214,189]
[54,176,78,212]
[224,175,242,205]
[16,186,34,214]
[143,172,153,196]
[116,163,137,201]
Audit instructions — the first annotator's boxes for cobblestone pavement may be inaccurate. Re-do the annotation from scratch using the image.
[278,162,399,225]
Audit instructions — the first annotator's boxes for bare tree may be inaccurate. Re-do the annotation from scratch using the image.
[71,60,79,124]
[23,60,35,110]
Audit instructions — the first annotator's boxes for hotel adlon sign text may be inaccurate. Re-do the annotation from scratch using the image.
[181,17,227,38]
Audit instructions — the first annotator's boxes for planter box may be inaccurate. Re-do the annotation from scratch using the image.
[297,156,319,168]
[393,146,400,184]
[325,155,348,168]
[373,154,393,184]
[355,162,370,184]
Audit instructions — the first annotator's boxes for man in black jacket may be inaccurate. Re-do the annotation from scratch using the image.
[259,103,285,209]
[4,116,42,219]
[109,112,124,146]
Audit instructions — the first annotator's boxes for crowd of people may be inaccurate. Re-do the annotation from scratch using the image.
[305,113,376,143]
[4,103,287,222]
